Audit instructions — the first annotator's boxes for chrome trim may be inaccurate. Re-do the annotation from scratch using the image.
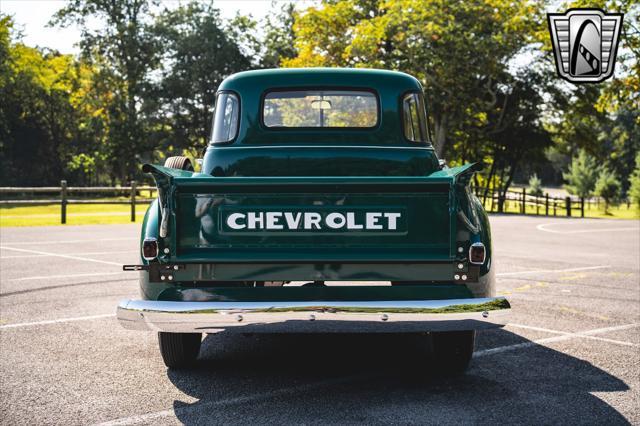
[469,242,486,265]
[117,297,510,333]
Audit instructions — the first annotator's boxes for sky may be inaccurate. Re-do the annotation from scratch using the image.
[0,0,313,54]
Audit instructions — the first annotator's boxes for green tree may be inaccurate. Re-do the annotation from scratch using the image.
[0,15,99,185]
[480,70,552,207]
[260,2,297,68]
[151,2,252,154]
[603,109,640,195]
[284,0,544,158]
[595,168,621,214]
[563,150,598,199]
[528,174,543,197]
[628,152,640,209]
[284,0,552,202]
[595,0,639,120]
[51,0,160,183]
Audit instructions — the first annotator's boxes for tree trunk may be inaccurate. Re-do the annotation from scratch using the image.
[499,165,517,203]
[433,114,448,157]
[482,159,497,205]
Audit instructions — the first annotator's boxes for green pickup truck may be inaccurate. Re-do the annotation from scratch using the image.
[117,68,510,373]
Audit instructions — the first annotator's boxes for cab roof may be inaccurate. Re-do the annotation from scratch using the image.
[215,67,428,147]
[218,68,423,93]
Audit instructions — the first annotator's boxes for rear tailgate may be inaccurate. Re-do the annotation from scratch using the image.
[144,164,478,264]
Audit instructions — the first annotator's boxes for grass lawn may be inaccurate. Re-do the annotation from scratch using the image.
[481,199,640,219]
[0,203,152,226]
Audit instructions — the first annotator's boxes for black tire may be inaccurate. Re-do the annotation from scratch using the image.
[158,332,202,368]
[431,330,475,374]
[164,156,194,171]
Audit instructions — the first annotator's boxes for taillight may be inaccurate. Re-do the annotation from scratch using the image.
[142,237,159,260]
[469,242,486,265]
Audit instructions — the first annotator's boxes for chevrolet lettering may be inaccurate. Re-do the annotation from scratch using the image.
[224,211,403,232]
[117,68,510,374]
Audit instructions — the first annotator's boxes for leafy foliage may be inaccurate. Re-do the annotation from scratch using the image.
[528,174,543,197]
[0,16,100,185]
[284,0,545,156]
[51,0,160,183]
[628,153,640,208]
[151,2,252,154]
[0,0,638,196]
[563,150,598,199]
[595,168,621,214]
[260,2,297,68]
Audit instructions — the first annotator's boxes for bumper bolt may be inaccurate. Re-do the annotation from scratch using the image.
[454,274,460,280]
[381,314,389,322]
[461,274,467,281]
[457,263,464,270]
[309,314,316,321]
[163,248,170,254]
[173,265,179,270]
[160,275,166,281]
[457,246,464,253]
[168,275,173,281]
[482,311,489,318]
[236,314,243,322]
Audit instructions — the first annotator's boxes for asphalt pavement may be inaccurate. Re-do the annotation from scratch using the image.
[0,215,639,425]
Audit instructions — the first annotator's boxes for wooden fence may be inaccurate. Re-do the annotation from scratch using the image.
[1,183,601,224]
[477,187,587,217]
[0,181,156,223]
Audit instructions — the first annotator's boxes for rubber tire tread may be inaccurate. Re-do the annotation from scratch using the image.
[431,330,475,375]
[163,156,194,171]
[158,332,202,369]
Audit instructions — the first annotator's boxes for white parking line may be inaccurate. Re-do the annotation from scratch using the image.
[496,265,610,277]
[507,323,639,347]
[93,321,640,425]
[0,313,115,329]
[0,246,123,266]
[537,222,640,234]
[0,237,137,246]
[0,250,138,259]
[8,271,129,282]
[94,373,370,426]
[475,322,640,357]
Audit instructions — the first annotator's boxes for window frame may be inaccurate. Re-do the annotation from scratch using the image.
[260,87,381,131]
[400,91,431,144]
[210,90,241,145]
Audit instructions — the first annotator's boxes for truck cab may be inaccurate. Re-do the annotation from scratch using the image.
[117,68,510,373]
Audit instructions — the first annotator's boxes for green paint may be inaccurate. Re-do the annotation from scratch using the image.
[136,68,497,304]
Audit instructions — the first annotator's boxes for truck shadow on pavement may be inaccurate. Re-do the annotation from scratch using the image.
[166,329,630,425]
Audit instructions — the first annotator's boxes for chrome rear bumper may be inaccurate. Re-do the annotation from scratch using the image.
[117,297,510,333]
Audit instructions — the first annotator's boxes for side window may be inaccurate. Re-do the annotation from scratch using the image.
[402,93,428,142]
[211,92,239,143]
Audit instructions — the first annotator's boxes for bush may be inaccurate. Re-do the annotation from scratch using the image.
[528,173,544,197]
[563,150,598,199]
[595,168,621,214]
[628,153,640,209]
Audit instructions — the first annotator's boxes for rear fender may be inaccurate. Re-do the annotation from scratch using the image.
[142,164,195,238]
[429,163,493,296]
[442,163,493,297]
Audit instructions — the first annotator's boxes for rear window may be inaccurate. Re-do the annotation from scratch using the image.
[263,90,378,128]
[211,92,239,143]
[402,93,428,142]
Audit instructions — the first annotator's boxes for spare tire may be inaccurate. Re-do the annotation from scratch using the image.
[164,156,194,171]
